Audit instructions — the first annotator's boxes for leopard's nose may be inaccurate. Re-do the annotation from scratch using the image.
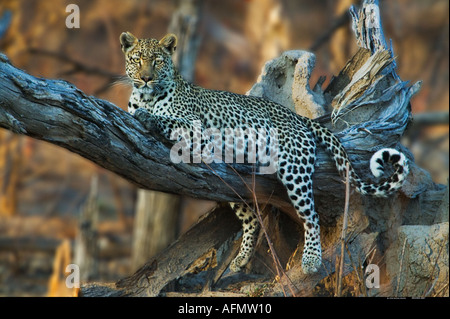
[141,75,153,83]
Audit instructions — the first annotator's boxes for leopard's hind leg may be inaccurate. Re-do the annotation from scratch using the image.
[277,130,322,274]
[229,202,260,272]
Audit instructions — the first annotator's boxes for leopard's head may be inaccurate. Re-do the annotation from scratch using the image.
[120,32,177,93]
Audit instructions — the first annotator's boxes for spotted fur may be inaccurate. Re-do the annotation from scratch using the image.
[120,32,410,274]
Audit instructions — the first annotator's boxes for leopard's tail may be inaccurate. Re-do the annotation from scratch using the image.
[303,118,409,197]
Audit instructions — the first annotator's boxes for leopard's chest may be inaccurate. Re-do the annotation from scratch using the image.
[128,89,173,116]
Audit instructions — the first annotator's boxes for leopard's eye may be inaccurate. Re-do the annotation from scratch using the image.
[131,57,141,63]
[155,58,163,65]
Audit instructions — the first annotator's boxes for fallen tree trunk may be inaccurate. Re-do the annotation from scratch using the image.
[0,0,422,210]
[0,52,284,206]
[0,47,422,213]
[1,0,444,297]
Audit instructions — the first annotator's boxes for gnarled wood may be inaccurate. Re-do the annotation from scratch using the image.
[1,48,420,221]
[0,0,434,297]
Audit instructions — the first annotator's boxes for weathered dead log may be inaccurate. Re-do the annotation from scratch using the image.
[87,0,441,297]
[1,47,420,217]
[0,52,283,207]
[82,205,241,297]
[1,0,440,298]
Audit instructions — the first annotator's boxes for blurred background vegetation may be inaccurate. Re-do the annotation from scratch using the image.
[0,0,448,296]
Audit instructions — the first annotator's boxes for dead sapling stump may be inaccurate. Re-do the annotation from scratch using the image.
[131,0,203,273]
[74,175,100,282]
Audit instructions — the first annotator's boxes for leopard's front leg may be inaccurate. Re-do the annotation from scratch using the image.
[134,108,198,140]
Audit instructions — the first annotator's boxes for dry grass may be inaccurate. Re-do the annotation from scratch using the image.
[203,161,297,296]
[335,163,350,297]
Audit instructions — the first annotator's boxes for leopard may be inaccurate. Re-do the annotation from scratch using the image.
[119,32,410,274]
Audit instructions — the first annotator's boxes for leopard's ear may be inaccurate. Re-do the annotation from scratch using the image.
[120,32,138,53]
[159,33,177,55]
